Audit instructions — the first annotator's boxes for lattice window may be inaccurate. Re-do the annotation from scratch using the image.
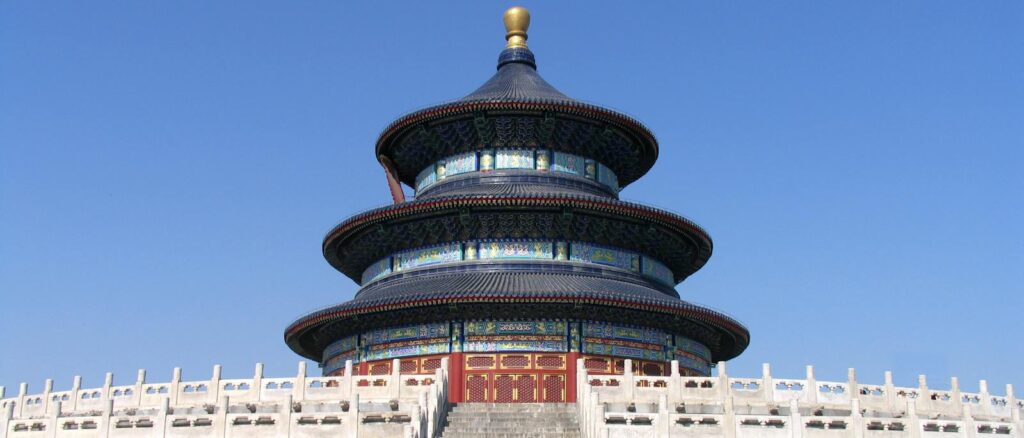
[517,375,537,403]
[501,355,530,368]
[400,360,417,373]
[584,357,608,371]
[369,363,390,375]
[642,363,664,376]
[543,375,565,402]
[536,355,564,368]
[494,375,516,403]
[466,375,488,403]
[422,358,442,372]
[467,355,495,369]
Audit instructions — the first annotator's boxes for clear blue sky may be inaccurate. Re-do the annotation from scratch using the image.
[1,1,1021,394]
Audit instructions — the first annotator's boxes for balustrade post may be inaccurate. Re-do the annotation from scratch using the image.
[724,388,737,438]
[806,366,818,404]
[623,359,635,401]
[15,383,26,419]
[595,393,605,438]
[951,377,964,414]
[1006,384,1018,423]
[718,361,730,403]
[253,363,264,402]
[343,360,354,398]
[283,394,293,438]
[790,398,802,438]
[390,359,401,399]
[411,393,423,437]
[47,400,60,438]
[907,399,921,438]
[657,393,670,436]
[214,395,228,438]
[349,393,360,437]
[42,379,52,416]
[158,397,170,438]
[135,369,146,407]
[979,380,991,417]
[851,398,864,438]
[210,365,222,403]
[918,375,930,410]
[884,371,895,410]
[669,360,681,405]
[295,361,307,402]
[2,399,14,438]
[69,376,81,412]
[102,372,113,408]
[170,368,182,406]
[763,363,775,403]
[100,398,113,438]
[963,403,978,438]
[848,368,859,406]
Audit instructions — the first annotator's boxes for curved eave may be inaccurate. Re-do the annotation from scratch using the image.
[374,100,659,187]
[283,294,749,363]
[321,194,713,283]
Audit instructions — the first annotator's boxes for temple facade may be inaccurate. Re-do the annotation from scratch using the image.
[284,6,749,404]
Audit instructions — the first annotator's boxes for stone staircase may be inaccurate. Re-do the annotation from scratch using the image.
[440,403,581,438]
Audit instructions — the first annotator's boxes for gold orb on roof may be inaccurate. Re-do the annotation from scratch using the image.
[503,6,530,48]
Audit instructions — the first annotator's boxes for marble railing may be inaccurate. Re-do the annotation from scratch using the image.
[576,359,1022,438]
[0,359,449,438]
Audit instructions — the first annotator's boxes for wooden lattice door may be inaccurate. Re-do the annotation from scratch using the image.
[541,374,565,402]
[465,374,489,402]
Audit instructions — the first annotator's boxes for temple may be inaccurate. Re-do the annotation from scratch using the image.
[283,6,749,404]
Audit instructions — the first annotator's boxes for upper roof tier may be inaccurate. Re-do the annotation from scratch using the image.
[375,8,659,192]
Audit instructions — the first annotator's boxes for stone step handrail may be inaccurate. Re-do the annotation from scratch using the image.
[576,359,1023,438]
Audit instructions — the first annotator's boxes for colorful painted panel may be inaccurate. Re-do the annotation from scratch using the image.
[478,241,553,260]
[362,340,450,361]
[552,152,585,176]
[363,322,450,345]
[570,242,640,272]
[536,149,551,170]
[584,159,597,179]
[463,338,567,353]
[445,151,478,176]
[479,150,495,171]
[641,256,674,286]
[597,163,619,191]
[674,351,711,375]
[495,149,535,169]
[322,335,360,374]
[323,335,359,361]
[361,257,392,284]
[394,243,462,271]
[583,322,667,344]
[582,342,665,361]
[465,320,567,336]
[674,336,712,361]
[415,165,437,192]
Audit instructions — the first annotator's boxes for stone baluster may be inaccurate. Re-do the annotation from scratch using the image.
[623,359,635,401]
[2,399,14,438]
[343,360,354,397]
[15,383,25,419]
[724,385,737,438]
[170,367,182,406]
[918,375,930,411]
[253,363,264,402]
[1006,384,1019,424]
[884,371,895,409]
[964,402,979,438]
[806,366,818,404]
[102,372,113,408]
[951,377,964,413]
[134,369,146,407]
[789,398,802,438]
[979,380,991,417]
[157,397,170,434]
[718,361,730,404]
[69,376,81,411]
[657,393,670,436]
[214,395,228,437]
[210,364,222,403]
[348,393,360,437]
[47,400,60,438]
[848,368,859,405]
[100,398,113,438]
[763,363,775,403]
[41,379,52,415]
[295,361,307,402]
[283,394,294,437]
[907,399,921,438]
[851,398,864,438]
[390,359,401,399]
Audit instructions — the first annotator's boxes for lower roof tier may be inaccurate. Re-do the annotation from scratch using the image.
[323,193,713,285]
[284,270,749,364]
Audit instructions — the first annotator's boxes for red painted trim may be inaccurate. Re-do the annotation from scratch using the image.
[448,352,464,403]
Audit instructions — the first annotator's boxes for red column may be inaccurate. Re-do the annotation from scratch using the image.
[566,352,580,402]
[448,352,464,403]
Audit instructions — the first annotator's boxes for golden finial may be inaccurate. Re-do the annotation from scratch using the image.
[503,6,530,49]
